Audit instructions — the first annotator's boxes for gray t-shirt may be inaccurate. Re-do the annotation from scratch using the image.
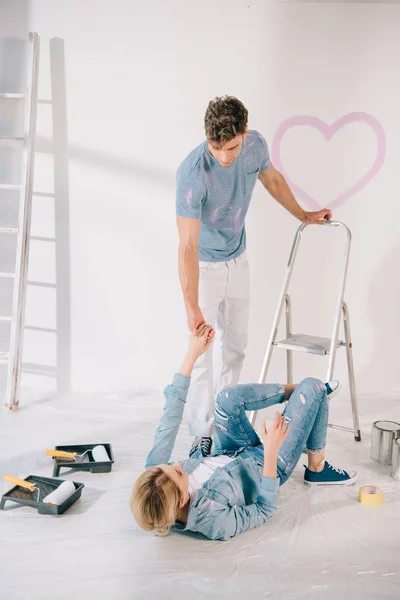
[176,129,270,262]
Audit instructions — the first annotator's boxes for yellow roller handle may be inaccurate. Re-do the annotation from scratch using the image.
[46,449,77,459]
[4,474,36,492]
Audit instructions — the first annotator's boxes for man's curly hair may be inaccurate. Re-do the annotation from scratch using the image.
[204,96,248,147]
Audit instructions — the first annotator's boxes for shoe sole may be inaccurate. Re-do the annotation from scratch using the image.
[304,473,357,487]
[327,381,341,400]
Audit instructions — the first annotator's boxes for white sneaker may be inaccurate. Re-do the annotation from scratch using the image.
[325,380,341,400]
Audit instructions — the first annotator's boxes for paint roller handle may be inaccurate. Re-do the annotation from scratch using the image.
[3,474,36,492]
[46,450,77,459]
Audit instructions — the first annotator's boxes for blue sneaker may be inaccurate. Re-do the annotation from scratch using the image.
[325,380,341,400]
[304,460,357,486]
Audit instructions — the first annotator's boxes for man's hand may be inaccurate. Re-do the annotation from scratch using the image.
[302,208,332,225]
[186,305,205,335]
[262,412,290,452]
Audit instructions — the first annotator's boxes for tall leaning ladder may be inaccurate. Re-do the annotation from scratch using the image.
[248,221,361,442]
[0,33,40,410]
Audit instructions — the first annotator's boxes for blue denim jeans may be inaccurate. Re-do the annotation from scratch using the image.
[213,377,328,485]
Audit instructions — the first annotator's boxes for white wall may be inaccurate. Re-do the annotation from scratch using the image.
[0,0,28,37]
[4,0,399,401]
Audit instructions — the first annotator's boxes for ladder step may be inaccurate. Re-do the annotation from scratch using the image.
[25,325,57,333]
[0,272,15,279]
[274,333,345,356]
[0,350,9,363]
[34,192,55,198]
[0,137,24,148]
[0,227,18,234]
[0,93,25,99]
[0,354,56,376]
[21,362,57,377]
[30,236,55,243]
[0,319,55,327]
[27,281,56,289]
[0,184,21,191]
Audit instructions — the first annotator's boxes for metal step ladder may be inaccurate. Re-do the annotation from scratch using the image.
[0,33,40,410]
[248,220,361,441]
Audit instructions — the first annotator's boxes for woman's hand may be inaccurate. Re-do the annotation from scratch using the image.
[187,324,214,361]
[179,324,215,378]
[262,412,290,452]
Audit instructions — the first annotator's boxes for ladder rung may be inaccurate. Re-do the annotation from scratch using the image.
[0,93,25,99]
[0,227,18,234]
[30,236,55,243]
[22,362,57,377]
[0,351,9,363]
[274,334,345,356]
[0,137,24,147]
[0,272,15,279]
[0,354,57,376]
[27,281,56,288]
[33,192,55,198]
[0,184,21,191]
[0,352,57,377]
[0,321,55,330]
[25,325,57,333]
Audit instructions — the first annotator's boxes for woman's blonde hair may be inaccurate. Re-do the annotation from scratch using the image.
[130,467,181,536]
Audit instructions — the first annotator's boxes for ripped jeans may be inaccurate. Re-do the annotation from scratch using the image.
[213,377,328,485]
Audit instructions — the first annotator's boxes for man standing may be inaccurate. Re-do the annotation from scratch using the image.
[176,96,331,455]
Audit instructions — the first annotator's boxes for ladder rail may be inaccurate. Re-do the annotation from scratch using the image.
[285,294,293,385]
[342,301,361,439]
[5,33,40,410]
[326,222,352,380]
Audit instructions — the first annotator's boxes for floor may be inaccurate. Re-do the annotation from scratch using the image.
[0,385,399,600]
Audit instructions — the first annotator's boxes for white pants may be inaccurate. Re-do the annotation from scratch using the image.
[186,252,250,437]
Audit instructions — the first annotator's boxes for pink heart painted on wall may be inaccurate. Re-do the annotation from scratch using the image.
[271,113,386,210]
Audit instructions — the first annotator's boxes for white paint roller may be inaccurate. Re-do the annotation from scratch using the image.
[91,445,110,462]
[43,480,76,505]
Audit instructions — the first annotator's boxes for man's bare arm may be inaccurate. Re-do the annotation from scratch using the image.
[176,216,205,333]
[258,165,332,224]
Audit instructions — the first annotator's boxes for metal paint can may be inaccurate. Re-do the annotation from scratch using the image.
[370,420,400,465]
[390,437,400,481]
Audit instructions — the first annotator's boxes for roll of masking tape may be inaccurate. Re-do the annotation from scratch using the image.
[359,485,383,506]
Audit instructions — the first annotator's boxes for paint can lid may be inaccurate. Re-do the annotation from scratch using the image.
[374,420,400,432]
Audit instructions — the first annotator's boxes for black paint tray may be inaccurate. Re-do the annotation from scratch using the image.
[0,475,84,515]
[50,443,114,477]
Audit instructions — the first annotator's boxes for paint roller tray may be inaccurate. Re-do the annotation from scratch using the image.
[51,443,114,476]
[0,475,84,515]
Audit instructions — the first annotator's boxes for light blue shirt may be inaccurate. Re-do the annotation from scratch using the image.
[176,130,271,262]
